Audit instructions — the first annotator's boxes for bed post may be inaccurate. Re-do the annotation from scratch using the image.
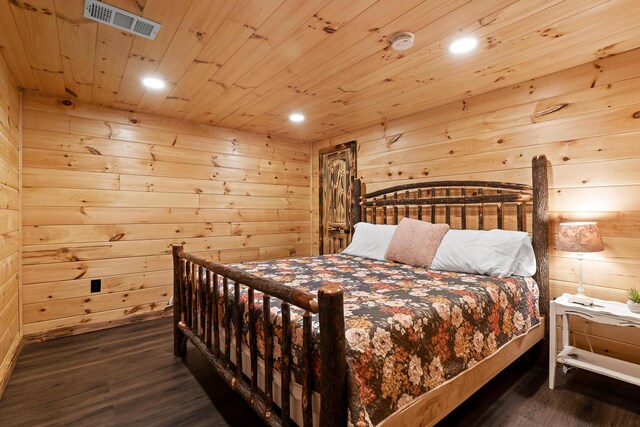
[353,178,362,224]
[532,155,549,365]
[173,244,186,358]
[318,285,348,427]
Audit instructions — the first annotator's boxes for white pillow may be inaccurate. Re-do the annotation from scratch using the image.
[431,229,536,278]
[342,222,397,260]
[512,237,537,277]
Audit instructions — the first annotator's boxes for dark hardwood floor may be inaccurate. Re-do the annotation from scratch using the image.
[0,318,638,427]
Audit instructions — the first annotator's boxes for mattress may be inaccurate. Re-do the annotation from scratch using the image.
[213,254,540,425]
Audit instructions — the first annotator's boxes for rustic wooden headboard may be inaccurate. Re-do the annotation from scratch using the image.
[355,179,533,230]
[352,155,549,322]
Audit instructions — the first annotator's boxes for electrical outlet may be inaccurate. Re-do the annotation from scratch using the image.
[90,279,101,293]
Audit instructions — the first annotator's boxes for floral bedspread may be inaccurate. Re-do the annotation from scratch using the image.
[216,254,540,425]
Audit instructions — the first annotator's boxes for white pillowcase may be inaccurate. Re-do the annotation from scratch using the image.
[431,229,536,278]
[342,222,397,260]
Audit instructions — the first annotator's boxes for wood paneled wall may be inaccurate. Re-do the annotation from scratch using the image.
[312,48,640,363]
[21,94,310,337]
[0,52,20,394]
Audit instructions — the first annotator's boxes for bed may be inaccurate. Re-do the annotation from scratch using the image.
[171,155,549,427]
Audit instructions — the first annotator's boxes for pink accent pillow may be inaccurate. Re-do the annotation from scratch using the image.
[384,218,450,268]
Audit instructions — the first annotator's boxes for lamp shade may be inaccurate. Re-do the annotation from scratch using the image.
[556,222,604,253]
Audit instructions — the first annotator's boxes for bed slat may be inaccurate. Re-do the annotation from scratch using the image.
[199,266,206,338]
[206,270,212,349]
[179,260,186,325]
[234,281,243,379]
[517,203,524,231]
[194,266,200,337]
[248,288,258,393]
[382,195,387,224]
[360,181,367,224]
[404,190,410,219]
[185,261,192,329]
[430,189,436,223]
[264,295,274,412]
[478,188,484,230]
[372,198,377,224]
[445,188,451,225]
[212,273,220,357]
[302,312,313,427]
[461,188,467,229]
[281,302,292,426]
[192,263,198,332]
[393,193,398,223]
[497,190,503,229]
[223,277,231,364]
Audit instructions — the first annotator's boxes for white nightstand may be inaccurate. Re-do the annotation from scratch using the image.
[549,293,640,389]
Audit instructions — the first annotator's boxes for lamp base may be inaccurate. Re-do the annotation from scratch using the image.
[568,293,593,306]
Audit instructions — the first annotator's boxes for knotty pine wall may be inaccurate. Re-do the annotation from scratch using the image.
[312,48,640,363]
[21,94,310,337]
[0,53,20,393]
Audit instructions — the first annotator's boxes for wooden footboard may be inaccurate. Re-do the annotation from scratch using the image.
[171,245,347,427]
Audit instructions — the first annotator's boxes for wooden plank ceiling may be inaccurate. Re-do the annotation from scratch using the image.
[1,0,640,141]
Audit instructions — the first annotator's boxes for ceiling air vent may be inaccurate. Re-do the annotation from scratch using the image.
[84,0,161,40]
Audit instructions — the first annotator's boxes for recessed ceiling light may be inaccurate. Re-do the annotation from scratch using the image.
[449,37,478,54]
[289,113,305,122]
[142,77,166,89]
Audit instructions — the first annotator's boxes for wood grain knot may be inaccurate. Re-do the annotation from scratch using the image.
[534,103,569,118]
[633,111,640,119]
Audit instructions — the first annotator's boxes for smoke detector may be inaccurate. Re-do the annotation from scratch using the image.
[390,32,415,51]
[84,0,161,40]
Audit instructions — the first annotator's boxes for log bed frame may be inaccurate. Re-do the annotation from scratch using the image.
[171,155,549,427]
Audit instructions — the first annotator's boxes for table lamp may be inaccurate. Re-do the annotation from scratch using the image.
[556,222,604,305]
